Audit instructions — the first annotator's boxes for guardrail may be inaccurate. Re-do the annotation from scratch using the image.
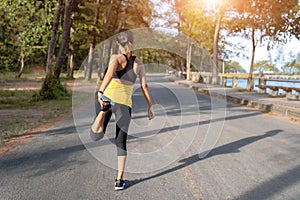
[170,70,300,100]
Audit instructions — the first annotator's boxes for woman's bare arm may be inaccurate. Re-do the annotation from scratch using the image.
[98,55,119,102]
[137,59,154,119]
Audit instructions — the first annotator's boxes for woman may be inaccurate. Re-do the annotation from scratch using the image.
[90,29,154,190]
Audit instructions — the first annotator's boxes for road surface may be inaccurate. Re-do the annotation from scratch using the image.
[1,74,300,200]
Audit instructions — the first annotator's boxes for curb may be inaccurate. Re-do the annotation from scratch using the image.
[165,76,300,122]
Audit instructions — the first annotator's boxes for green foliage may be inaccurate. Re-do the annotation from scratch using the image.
[2,0,298,78]
[66,0,154,74]
[221,60,246,73]
[282,53,300,74]
[0,90,36,108]
[253,60,275,73]
[35,76,69,100]
[0,4,19,71]
[1,0,55,72]
[229,0,299,46]
[134,47,187,71]
[174,0,215,53]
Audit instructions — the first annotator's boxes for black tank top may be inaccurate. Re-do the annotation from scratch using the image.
[113,54,137,83]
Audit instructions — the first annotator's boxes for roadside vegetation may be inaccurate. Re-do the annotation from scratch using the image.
[0,72,95,144]
[0,90,71,143]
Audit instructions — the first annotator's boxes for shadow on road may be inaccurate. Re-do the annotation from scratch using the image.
[0,124,92,177]
[125,129,283,190]
[128,110,263,139]
[236,163,300,200]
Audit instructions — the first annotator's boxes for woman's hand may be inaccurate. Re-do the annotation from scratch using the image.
[97,92,104,105]
[148,106,154,120]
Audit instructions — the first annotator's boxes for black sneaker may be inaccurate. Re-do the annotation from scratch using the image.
[114,179,125,190]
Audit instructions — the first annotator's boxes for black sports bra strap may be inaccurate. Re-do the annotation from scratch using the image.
[113,54,137,83]
[123,54,129,61]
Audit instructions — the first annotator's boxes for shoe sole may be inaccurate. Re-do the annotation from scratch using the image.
[114,181,125,191]
[90,110,107,141]
[114,184,125,191]
[90,130,104,141]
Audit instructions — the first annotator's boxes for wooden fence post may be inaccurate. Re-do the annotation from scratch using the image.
[258,78,267,94]
[222,76,227,87]
[232,77,238,89]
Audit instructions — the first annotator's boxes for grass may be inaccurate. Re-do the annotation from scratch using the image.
[0,91,73,143]
[0,90,38,108]
[235,88,249,92]
[0,76,93,144]
[0,71,45,80]
[219,73,250,79]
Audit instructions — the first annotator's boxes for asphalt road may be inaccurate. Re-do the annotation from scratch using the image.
[1,74,300,200]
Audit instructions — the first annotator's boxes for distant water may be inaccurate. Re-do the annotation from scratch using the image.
[224,78,300,95]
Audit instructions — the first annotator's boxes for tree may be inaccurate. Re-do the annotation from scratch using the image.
[78,0,154,80]
[187,0,240,84]
[1,0,55,75]
[38,0,74,100]
[253,60,275,73]
[283,53,300,74]
[230,0,300,90]
[46,0,63,77]
[97,0,113,79]
[54,0,73,79]
[223,60,246,73]
[172,0,245,83]
[173,0,214,80]
[212,11,222,84]
[86,0,101,80]
[0,3,18,72]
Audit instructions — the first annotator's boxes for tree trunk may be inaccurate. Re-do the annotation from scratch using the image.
[186,37,192,80]
[16,53,24,78]
[248,28,256,91]
[86,0,101,80]
[86,43,94,80]
[106,38,113,70]
[212,13,221,85]
[46,0,63,77]
[98,0,113,80]
[98,43,105,80]
[112,0,122,32]
[54,0,73,79]
[67,26,74,78]
[103,0,122,72]
[67,44,74,78]
[119,0,129,29]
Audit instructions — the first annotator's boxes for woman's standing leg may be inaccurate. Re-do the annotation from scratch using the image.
[113,103,131,181]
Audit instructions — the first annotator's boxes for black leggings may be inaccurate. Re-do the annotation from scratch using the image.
[95,101,131,156]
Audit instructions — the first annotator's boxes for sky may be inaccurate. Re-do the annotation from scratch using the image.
[229,36,300,72]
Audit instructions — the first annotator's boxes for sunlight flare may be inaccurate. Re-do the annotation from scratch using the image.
[204,0,222,10]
